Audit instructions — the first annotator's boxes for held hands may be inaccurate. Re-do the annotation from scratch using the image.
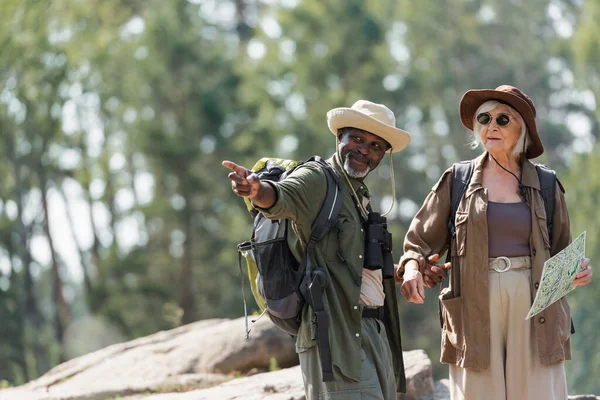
[400,261,425,304]
[423,254,451,288]
[573,258,592,287]
[222,160,261,199]
[399,255,452,304]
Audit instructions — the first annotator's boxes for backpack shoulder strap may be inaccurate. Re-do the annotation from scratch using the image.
[448,160,475,239]
[438,160,474,327]
[296,156,341,383]
[291,157,342,261]
[439,160,474,327]
[535,164,557,247]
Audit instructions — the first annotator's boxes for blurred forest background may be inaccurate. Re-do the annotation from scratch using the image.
[0,0,599,395]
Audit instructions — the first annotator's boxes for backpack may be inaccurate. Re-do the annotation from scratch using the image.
[237,155,342,381]
[443,160,575,334]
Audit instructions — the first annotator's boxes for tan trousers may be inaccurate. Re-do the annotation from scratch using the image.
[449,256,568,400]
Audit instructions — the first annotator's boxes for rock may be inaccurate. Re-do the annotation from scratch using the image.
[0,317,296,400]
[199,317,298,373]
[432,379,451,400]
[140,366,305,400]
[134,350,433,400]
[398,349,434,399]
[1,316,595,400]
[131,350,437,400]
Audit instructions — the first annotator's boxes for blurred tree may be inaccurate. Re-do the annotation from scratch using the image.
[572,0,600,131]
[0,0,75,377]
[0,0,597,394]
[561,151,600,395]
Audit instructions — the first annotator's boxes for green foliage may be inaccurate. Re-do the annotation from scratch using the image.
[0,0,598,395]
[560,151,600,394]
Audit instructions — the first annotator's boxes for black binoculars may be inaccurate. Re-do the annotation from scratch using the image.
[363,212,394,279]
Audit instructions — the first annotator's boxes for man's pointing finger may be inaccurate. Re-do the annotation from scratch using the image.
[222,160,249,178]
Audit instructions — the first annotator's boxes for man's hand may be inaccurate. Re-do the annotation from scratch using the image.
[222,160,261,199]
[423,254,451,288]
[400,261,425,304]
[573,258,593,287]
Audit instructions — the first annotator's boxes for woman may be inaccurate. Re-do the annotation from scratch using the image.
[396,85,593,399]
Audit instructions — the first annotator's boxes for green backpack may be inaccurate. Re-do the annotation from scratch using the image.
[237,156,342,382]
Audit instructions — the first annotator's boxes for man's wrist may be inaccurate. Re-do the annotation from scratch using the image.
[395,264,404,280]
[405,260,420,272]
[251,181,277,209]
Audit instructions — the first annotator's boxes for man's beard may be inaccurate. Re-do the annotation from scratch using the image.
[343,151,371,179]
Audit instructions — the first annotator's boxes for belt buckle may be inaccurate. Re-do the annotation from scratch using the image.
[493,256,512,273]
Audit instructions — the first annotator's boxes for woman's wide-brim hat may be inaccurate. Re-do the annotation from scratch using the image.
[327,100,411,153]
[459,85,544,159]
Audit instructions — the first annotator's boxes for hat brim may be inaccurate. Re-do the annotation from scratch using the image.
[459,89,544,159]
[327,108,411,153]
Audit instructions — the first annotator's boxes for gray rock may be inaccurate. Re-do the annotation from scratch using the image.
[1,316,595,400]
[0,317,295,400]
[140,366,306,400]
[398,349,434,399]
[138,349,433,400]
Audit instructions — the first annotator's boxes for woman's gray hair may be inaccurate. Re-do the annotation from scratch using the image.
[469,100,531,157]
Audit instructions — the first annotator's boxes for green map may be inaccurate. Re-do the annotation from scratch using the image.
[526,231,586,320]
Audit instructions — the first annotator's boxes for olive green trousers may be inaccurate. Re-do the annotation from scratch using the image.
[298,317,396,400]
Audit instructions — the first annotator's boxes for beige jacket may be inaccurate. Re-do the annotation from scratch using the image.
[400,153,572,370]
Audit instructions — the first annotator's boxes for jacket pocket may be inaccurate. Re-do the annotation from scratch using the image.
[453,212,469,256]
[321,216,354,262]
[439,288,465,350]
[534,206,551,250]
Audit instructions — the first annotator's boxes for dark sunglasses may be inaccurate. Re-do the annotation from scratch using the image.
[476,112,511,127]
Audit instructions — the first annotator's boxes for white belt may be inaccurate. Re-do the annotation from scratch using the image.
[488,256,531,273]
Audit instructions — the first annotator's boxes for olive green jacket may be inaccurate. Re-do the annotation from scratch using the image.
[256,154,406,392]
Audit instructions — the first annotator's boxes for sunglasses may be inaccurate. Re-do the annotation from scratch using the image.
[476,112,511,127]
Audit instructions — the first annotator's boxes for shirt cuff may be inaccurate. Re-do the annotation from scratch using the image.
[399,250,426,274]
[251,181,283,217]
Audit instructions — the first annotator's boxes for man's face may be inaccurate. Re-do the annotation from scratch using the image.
[338,128,389,179]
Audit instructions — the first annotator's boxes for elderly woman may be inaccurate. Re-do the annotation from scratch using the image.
[396,85,593,399]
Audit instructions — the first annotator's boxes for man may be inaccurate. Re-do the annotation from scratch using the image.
[223,100,447,399]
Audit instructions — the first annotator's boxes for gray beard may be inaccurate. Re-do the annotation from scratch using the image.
[343,154,371,179]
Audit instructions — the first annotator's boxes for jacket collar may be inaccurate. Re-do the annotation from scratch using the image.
[520,158,541,190]
[465,152,540,198]
[464,153,486,198]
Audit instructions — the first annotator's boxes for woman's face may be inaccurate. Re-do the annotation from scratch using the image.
[477,103,523,158]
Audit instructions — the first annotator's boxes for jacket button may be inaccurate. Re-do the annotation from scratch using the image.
[532,248,537,256]
[535,282,539,289]
[539,317,546,324]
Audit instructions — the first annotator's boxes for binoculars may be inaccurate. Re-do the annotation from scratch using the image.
[363,212,394,279]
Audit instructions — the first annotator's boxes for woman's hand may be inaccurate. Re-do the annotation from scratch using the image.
[423,254,452,288]
[400,261,425,304]
[573,258,592,287]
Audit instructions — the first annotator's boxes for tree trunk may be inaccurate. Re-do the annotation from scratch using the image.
[80,133,104,287]
[7,141,49,377]
[178,171,194,324]
[38,167,70,351]
[57,180,93,295]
